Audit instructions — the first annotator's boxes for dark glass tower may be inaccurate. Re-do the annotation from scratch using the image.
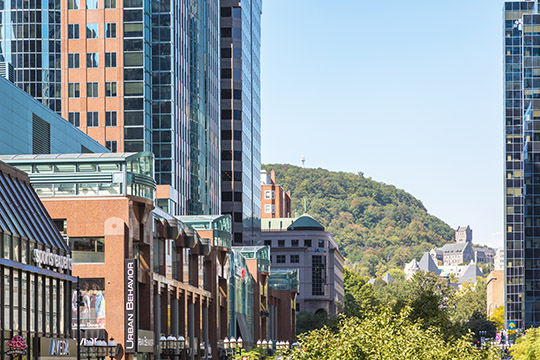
[503,0,540,330]
[0,0,62,113]
[188,0,221,216]
[220,0,262,244]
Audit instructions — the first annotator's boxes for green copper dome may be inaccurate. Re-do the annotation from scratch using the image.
[287,214,325,231]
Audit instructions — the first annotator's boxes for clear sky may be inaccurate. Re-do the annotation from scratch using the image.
[260,0,504,248]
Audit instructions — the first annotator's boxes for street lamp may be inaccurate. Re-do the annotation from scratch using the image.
[237,337,243,357]
[95,338,108,360]
[107,338,118,359]
[83,339,95,360]
[256,339,262,349]
[178,335,186,359]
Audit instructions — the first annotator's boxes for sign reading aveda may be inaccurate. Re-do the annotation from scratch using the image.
[124,259,137,353]
[33,248,73,271]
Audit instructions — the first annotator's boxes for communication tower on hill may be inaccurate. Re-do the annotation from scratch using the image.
[301,155,305,168]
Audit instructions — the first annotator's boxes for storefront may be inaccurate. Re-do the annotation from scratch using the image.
[0,161,74,359]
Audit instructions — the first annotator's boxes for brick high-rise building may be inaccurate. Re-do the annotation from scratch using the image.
[261,170,291,219]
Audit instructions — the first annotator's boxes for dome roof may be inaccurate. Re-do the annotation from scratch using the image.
[287,214,325,231]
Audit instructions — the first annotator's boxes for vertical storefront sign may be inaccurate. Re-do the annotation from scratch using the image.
[124,259,137,353]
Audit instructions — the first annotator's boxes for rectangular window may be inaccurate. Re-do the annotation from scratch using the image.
[105,52,117,67]
[87,82,98,97]
[68,53,80,68]
[105,23,116,38]
[68,24,80,39]
[87,112,99,127]
[264,240,271,246]
[264,204,272,213]
[304,239,312,247]
[105,82,117,97]
[87,23,98,39]
[291,255,300,263]
[292,239,299,247]
[276,255,286,264]
[278,240,285,248]
[105,111,117,126]
[318,239,325,248]
[68,0,79,9]
[87,53,98,68]
[68,83,80,98]
[106,141,117,152]
[264,190,271,199]
[86,0,97,9]
[105,0,115,8]
[312,255,326,296]
[68,112,80,127]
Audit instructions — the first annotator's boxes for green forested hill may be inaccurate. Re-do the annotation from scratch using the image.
[262,164,454,277]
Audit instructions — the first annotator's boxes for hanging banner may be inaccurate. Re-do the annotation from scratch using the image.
[124,259,137,353]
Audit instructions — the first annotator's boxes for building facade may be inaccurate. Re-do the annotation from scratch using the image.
[0,0,62,113]
[487,270,505,317]
[261,170,291,219]
[0,76,108,155]
[220,0,262,245]
[260,214,345,315]
[0,160,75,358]
[503,0,540,329]
[455,225,472,244]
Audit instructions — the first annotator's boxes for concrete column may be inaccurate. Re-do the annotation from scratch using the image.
[172,297,180,336]
[188,301,195,360]
[202,305,208,360]
[154,292,161,360]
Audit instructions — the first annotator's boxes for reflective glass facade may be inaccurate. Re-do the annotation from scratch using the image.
[504,0,539,330]
[151,0,190,215]
[0,0,62,113]
[188,0,221,216]
[220,0,262,245]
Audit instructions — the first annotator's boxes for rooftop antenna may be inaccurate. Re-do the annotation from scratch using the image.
[301,155,305,168]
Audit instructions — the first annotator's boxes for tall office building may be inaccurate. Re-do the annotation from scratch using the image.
[220,0,262,244]
[0,0,62,113]
[503,0,540,329]
[57,0,219,216]
[188,0,221,216]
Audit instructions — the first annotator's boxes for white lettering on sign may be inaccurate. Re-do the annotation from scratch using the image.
[49,339,70,356]
[33,249,73,271]
[124,259,137,352]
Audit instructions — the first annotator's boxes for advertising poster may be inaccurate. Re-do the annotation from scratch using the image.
[72,278,106,329]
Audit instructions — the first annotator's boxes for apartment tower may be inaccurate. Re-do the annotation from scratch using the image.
[504,0,540,330]
[59,0,219,216]
[220,0,262,244]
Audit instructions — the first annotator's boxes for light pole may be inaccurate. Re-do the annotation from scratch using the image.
[107,338,119,359]
[95,338,108,360]
[229,337,236,358]
[178,335,186,359]
[237,337,243,357]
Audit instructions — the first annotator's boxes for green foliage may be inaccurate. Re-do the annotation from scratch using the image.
[450,278,488,324]
[343,268,379,318]
[489,306,504,331]
[511,328,540,360]
[296,310,330,335]
[288,310,499,360]
[262,164,454,276]
[465,311,497,344]
[233,347,266,359]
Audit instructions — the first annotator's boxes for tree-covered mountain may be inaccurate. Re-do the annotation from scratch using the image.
[262,164,454,277]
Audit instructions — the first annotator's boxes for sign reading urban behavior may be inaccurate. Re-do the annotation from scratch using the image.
[124,258,137,353]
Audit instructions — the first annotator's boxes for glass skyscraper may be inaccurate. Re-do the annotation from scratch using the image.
[0,0,62,113]
[220,0,262,244]
[188,0,221,216]
[503,0,540,330]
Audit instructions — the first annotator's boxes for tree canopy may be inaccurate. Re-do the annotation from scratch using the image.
[262,164,454,276]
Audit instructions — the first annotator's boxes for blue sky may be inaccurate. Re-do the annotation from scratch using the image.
[260,0,504,248]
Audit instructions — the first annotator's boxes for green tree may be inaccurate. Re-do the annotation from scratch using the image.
[511,327,540,360]
[343,268,379,318]
[295,310,330,335]
[451,278,488,324]
[288,309,499,360]
[489,306,504,331]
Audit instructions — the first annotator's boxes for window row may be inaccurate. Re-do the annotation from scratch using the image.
[68,82,117,98]
[68,52,117,68]
[67,23,116,39]
[275,254,299,264]
[68,111,117,127]
[68,0,116,10]
[263,239,325,248]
